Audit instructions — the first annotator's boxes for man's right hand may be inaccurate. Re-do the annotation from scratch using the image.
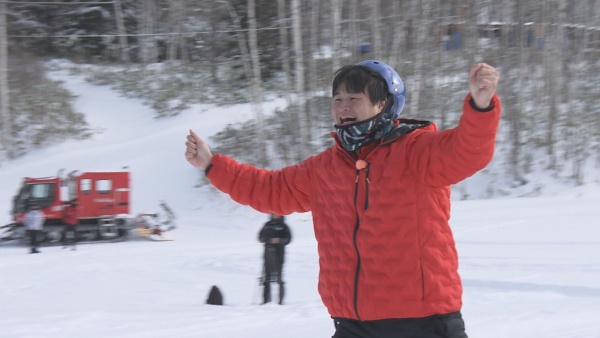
[185,129,213,171]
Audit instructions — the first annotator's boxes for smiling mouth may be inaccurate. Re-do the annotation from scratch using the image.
[339,117,357,125]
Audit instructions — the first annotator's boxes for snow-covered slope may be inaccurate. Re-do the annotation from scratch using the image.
[0,64,599,338]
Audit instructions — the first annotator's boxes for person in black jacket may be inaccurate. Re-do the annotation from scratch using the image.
[258,214,292,305]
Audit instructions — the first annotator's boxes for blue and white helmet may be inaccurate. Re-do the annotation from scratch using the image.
[356,60,406,120]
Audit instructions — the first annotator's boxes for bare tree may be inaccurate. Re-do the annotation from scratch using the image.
[408,0,428,117]
[532,0,546,113]
[331,0,342,72]
[113,0,130,63]
[350,0,359,60]
[220,1,252,83]
[464,0,478,66]
[545,0,567,169]
[247,0,267,166]
[307,0,321,141]
[307,0,320,86]
[277,0,291,90]
[138,0,158,64]
[167,0,187,63]
[291,0,309,161]
[370,0,382,60]
[390,0,403,67]
[207,3,220,81]
[0,0,11,159]
[565,0,596,184]
[588,0,600,169]
[432,0,452,130]
[507,0,527,185]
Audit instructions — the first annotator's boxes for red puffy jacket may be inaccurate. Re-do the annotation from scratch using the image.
[63,203,79,226]
[207,94,501,320]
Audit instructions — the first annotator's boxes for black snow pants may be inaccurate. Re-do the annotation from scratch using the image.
[262,245,285,304]
[62,225,78,247]
[332,311,468,338]
[27,230,40,253]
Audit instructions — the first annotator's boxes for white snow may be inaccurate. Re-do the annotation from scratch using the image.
[1,63,599,338]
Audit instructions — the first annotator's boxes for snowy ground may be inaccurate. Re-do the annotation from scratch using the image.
[1,63,599,338]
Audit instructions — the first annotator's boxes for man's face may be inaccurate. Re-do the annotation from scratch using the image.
[332,83,386,126]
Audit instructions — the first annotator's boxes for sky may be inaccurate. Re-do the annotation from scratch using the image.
[1,61,599,338]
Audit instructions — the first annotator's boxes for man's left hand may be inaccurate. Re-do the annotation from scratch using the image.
[469,63,499,109]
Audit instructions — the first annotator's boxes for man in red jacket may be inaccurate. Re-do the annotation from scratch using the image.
[62,199,79,250]
[185,60,500,338]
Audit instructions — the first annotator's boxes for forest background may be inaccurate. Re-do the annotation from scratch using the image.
[0,0,599,199]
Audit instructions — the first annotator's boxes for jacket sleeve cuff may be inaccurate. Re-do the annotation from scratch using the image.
[469,96,496,112]
[204,162,213,175]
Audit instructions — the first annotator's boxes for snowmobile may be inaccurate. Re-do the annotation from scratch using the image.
[0,169,176,245]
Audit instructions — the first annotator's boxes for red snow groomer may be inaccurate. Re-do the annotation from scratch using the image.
[0,169,176,244]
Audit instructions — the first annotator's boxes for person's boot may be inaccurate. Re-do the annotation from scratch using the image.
[278,282,285,305]
[262,283,271,304]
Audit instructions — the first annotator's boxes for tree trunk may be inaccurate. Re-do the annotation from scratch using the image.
[409,0,427,117]
[557,0,569,103]
[567,1,593,184]
[247,0,267,166]
[307,0,320,142]
[545,0,566,169]
[167,0,186,63]
[464,0,478,66]
[0,1,11,159]
[331,0,341,72]
[277,0,291,91]
[277,0,296,164]
[433,0,449,129]
[292,0,309,161]
[510,0,526,185]
[113,0,130,63]
[350,0,359,60]
[208,4,218,81]
[390,1,403,67]
[139,0,158,64]
[222,1,252,84]
[370,0,382,60]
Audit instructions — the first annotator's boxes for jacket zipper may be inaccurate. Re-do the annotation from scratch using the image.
[351,159,372,320]
[339,144,377,320]
[352,167,362,320]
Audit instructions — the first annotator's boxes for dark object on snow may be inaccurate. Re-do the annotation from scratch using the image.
[206,285,223,305]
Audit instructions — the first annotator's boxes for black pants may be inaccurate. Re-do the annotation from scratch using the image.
[262,246,285,304]
[332,312,468,338]
[27,230,40,251]
[263,246,284,284]
[63,225,78,246]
